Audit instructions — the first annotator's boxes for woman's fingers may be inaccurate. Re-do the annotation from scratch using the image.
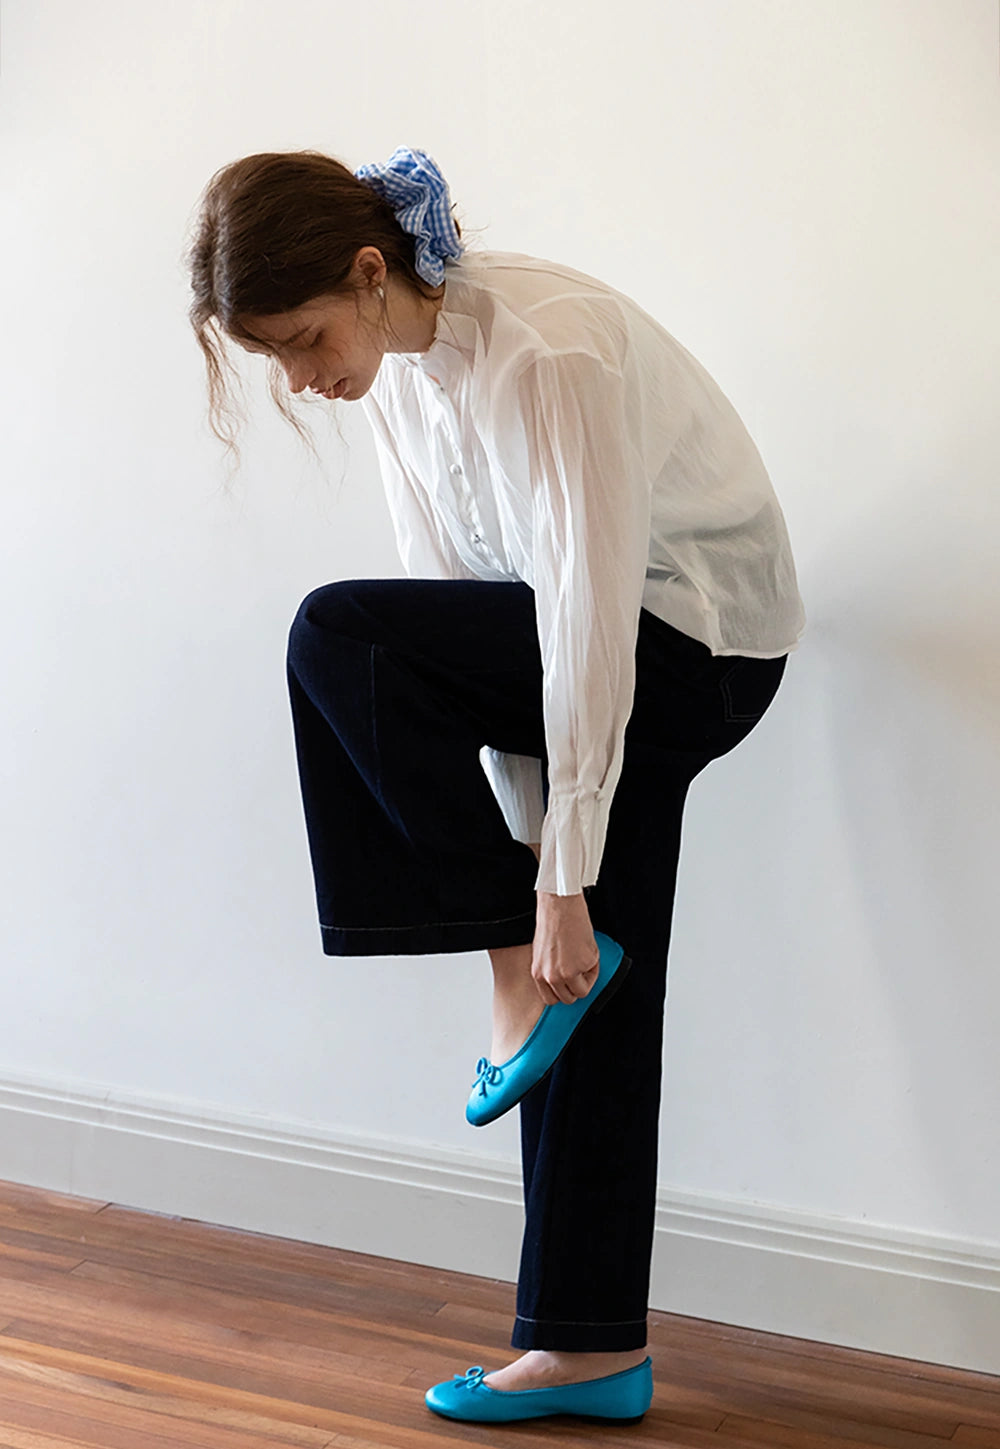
[535,957,600,1005]
[574,960,600,995]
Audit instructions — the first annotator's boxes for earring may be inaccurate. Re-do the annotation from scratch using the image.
[376,285,385,300]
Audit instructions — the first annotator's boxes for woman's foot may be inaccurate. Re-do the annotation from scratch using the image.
[488,942,545,1065]
[483,1348,649,1391]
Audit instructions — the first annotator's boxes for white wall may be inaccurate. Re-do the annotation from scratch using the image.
[2,0,999,1364]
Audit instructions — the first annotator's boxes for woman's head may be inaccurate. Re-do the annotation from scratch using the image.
[187,149,461,449]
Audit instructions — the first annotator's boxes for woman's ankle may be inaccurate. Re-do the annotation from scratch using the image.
[488,941,534,980]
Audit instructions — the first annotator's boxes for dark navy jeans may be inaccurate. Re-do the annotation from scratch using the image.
[286,578,788,1352]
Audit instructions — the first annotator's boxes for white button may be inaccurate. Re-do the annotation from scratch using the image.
[449,463,463,476]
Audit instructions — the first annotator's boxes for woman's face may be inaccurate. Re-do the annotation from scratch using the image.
[235,290,384,402]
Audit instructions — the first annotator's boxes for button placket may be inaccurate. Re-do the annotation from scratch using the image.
[444,450,487,550]
[431,376,498,565]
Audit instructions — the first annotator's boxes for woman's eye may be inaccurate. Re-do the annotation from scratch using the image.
[310,331,323,348]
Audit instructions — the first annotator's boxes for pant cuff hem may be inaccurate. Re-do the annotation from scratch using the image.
[510,1315,648,1351]
[320,910,536,956]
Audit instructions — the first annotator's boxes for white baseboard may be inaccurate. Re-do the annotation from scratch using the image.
[1,1069,999,1376]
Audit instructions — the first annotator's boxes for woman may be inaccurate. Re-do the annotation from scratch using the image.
[188,145,806,1427]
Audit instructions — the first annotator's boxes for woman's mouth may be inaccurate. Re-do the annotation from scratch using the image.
[316,378,347,399]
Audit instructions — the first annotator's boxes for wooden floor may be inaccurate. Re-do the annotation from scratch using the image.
[0,1178,999,1448]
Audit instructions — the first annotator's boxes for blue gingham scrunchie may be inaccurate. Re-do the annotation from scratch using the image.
[353,146,464,286]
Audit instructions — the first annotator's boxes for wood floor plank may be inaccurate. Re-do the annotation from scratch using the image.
[0,1184,107,1218]
[0,1323,409,1399]
[627,1322,1000,1428]
[1,1257,436,1362]
[0,1320,508,1436]
[0,1223,448,1321]
[648,1312,1000,1397]
[954,1425,1000,1447]
[0,1429,112,1449]
[0,1350,334,1447]
[0,1341,482,1449]
[639,1350,961,1436]
[2,1307,501,1399]
[68,1252,448,1327]
[718,1410,961,1449]
[0,1313,422,1406]
[0,1242,84,1276]
[58,1253,503,1371]
[0,1391,281,1449]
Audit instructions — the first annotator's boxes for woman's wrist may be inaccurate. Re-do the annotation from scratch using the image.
[536,889,588,909]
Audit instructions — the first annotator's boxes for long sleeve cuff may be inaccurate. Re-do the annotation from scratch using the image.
[536,786,609,897]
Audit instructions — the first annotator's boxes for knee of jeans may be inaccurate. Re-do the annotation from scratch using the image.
[287,580,368,662]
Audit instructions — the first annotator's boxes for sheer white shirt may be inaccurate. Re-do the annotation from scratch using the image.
[360,250,806,896]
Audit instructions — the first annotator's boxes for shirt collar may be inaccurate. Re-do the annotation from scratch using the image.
[398,263,483,378]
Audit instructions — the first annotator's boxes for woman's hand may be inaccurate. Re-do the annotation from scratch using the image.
[531,890,601,1006]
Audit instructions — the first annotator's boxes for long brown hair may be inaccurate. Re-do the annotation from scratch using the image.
[186,149,465,456]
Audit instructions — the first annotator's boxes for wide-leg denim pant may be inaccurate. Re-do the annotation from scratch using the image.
[286,577,788,1352]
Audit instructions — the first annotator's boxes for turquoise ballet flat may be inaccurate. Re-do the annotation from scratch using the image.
[466,930,632,1127]
[425,1356,653,1423]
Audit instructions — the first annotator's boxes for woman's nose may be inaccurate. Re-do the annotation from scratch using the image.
[284,357,315,394]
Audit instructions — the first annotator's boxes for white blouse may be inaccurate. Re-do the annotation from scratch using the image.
[359,250,806,897]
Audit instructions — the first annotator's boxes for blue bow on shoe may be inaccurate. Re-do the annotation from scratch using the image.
[454,1365,488,1390]
[473,1057,504,1097]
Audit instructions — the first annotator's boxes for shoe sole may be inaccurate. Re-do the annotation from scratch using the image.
[550,1410,647,1424]
[570,1412,647,1425]
[429,1405,648,1425]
